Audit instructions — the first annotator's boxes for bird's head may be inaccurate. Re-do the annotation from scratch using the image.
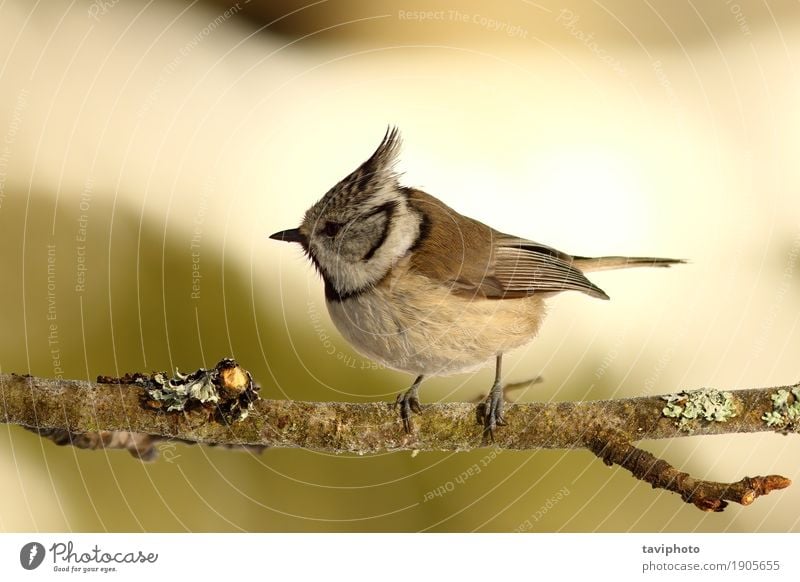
[270,127,423,299]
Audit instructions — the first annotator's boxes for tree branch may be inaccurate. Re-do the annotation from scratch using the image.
[1,359,796,511]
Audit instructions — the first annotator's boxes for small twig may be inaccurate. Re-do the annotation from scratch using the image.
[587,428,791,511]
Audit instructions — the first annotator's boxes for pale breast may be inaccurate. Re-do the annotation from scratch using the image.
[326,259,547,376]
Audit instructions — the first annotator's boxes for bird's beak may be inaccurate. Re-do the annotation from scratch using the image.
[269,228,307,245]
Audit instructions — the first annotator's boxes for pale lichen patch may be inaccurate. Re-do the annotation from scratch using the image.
[146,358,259,423]
[149,369,219,410]
[661,388,737,433]
[762,386,800,432]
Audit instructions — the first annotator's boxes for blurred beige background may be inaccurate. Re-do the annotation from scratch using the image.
[0,0,799,532]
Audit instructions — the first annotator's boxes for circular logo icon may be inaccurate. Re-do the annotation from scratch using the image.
[20,542,46,570]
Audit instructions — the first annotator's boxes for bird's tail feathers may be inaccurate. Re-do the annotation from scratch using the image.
[573,256,686,273]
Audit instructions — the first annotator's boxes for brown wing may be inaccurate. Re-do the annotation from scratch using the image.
[405,189,608,300]
[491,237,609,299]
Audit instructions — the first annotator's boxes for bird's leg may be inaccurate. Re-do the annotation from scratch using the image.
[477,354,507,440]
[394,375,424,434]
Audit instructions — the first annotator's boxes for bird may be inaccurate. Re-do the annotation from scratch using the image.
[270,127,683,438]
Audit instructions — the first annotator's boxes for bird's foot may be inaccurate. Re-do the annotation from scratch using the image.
[477,382,506,441]
[394,385,423,434]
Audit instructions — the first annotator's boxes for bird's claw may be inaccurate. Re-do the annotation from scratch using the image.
[477,383,506,441]
[395,390,423,434]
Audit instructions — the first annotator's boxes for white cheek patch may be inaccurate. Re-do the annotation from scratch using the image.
[362,204,420,273]
[324,200,422,295]
[376,207,419,258]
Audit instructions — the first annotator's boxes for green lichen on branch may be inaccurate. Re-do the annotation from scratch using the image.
[143,358,259,423]
[661,388,737,432]
[762,386,800,432]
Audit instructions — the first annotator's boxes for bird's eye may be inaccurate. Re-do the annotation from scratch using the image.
[322,221,343,237]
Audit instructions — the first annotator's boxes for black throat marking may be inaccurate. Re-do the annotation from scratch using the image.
[324,275,368,303]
